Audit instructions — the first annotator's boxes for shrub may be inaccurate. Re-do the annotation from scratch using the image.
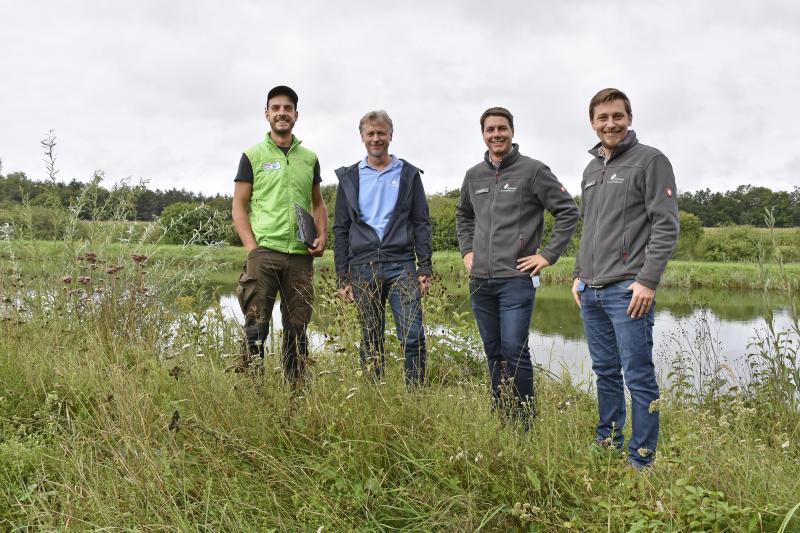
[428,192,459,252]
[674,211,704,259]
[159,202,234,245]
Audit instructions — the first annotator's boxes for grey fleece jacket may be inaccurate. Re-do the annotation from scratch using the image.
[455,144,579,279]
[573,130,679,289]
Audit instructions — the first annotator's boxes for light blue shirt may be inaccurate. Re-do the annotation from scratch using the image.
[358,155,403,241]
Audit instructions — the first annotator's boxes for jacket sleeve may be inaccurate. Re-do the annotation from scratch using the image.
[454,173,475,257]
[332,181,352,288]
[410,170,433,276]
[572,176,587,279]
[532,165,579,265]
[637,154,679,289]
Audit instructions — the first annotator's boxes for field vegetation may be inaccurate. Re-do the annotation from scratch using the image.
[1,193,799,531]
[1,142,798,530]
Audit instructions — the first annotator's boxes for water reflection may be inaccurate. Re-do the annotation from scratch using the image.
[217,281,796,382]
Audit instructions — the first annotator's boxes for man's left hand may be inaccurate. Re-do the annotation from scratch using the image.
[626,281,655,318]
[308,235,327,257]
[516,254,550,276]
[417,274,430,297]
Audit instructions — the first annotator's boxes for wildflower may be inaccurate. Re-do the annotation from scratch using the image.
[649,398,665,413]
[582,472,593,492]
[131,254,148,264]
[655,500,665,513]
[62,276,73,284]
[718,415,730,428]
[781,441,790,449]
[106,265,123,275]
[77,276,91,285]
[637,447,651,457]
[474,452,484,463]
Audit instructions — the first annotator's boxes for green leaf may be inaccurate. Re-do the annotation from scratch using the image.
[526,467,541,492]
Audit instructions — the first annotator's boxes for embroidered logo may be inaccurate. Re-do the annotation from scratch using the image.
[262,161,281,171]
[501,183,517,192]
[390,179,399,187]
[665,187,673,198]
[608,173,625,184]
[475,187,489,195]
[560,185,566,193]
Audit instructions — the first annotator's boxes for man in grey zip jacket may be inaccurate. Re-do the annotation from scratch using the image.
[333,110,432,386]
[572,88,679,468]
[456,106,579,423]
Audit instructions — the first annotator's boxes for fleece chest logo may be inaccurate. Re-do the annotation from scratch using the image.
[501,183,517,192]
[608,173,625,184]
[262,161,281,171]
[665,187,673,198]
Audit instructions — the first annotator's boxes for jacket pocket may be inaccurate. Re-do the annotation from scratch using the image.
[622,228,630,264]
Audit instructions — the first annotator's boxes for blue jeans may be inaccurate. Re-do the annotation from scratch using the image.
[579,280,659,466]
[469,276,536,418]
[351,261,426,386]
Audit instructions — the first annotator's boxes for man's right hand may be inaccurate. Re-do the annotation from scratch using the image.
[338,285,354,302]
[571,277,582,308]
[463,252,473,274]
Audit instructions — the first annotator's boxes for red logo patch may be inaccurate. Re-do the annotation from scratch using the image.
[664,187,673,198]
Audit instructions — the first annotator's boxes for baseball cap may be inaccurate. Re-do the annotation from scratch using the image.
[267,85,298,107]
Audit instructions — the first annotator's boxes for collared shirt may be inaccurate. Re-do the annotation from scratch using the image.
[358,155,403,241]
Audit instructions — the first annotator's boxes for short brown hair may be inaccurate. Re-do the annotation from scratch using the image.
[589,88,632,120]
[480,107,514,131]
[359,110,394,134]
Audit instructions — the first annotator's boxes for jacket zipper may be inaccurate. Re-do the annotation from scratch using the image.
[590,158,607,285]
[487,166,500,277]
[285,144,294,251]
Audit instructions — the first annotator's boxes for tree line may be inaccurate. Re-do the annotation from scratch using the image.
[1,170,798,228]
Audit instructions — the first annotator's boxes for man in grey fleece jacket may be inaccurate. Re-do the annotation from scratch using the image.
[572,88,679,468]
[456,106,579,424]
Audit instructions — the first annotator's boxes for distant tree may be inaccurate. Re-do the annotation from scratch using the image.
[679,185,798,228]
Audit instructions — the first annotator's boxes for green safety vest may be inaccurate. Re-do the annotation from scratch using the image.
[244,133,317,254]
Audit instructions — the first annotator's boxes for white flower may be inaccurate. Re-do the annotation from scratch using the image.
[781,440,790,449]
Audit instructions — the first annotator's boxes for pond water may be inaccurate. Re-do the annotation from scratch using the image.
[217,281,797,385]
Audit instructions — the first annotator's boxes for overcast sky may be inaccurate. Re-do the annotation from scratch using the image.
[1,1,798,197]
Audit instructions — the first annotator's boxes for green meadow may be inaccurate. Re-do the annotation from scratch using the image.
[1,222,799,532]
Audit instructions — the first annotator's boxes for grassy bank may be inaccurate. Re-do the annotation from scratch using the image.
[1,239,799,531]
[3,241,798,290]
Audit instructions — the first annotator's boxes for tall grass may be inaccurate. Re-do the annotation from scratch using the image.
[1,139,798,530]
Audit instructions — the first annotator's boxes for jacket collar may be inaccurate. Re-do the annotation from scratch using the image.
[483,143,521,170]
[358,155,402,171]
[265,132,300,150]
[335,159,420,212]
[588,130,638,162]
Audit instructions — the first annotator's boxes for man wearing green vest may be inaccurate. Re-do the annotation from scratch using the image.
[232,85,327,385]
